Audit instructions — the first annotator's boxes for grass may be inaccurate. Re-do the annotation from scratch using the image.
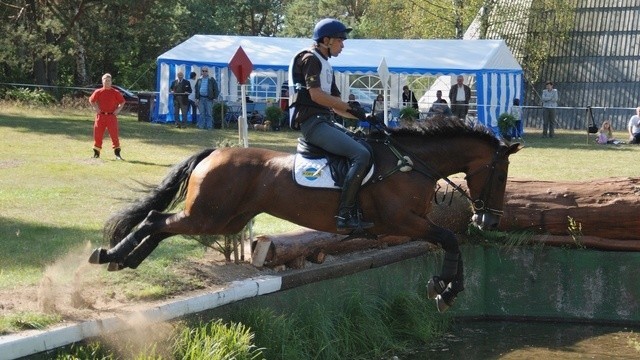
[0,311,62,335]
[55,291,447,360]
[1,102,640,335]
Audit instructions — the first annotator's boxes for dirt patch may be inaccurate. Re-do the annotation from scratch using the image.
[0,160,24,169]
[0,243,271,326]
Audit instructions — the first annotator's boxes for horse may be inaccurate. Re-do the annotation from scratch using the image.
[89,117,522,312]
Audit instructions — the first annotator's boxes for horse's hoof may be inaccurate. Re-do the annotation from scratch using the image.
[435,294,452,313]
[88,248,107,264]
[427,277,447,299]
[107,262,124,272]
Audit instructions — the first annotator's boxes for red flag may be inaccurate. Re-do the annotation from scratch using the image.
[229,46,253,84]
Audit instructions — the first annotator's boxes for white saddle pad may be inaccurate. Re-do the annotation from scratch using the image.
[293,154,375,189]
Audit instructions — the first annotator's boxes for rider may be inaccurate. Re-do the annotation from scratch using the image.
[288,18,373,232]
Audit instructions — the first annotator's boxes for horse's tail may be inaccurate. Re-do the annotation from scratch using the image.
[103,148,216,247]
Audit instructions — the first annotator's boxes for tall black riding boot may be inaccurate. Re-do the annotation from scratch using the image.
[336,163,373,231]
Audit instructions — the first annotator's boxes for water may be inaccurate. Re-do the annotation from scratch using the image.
[409,320,640,359]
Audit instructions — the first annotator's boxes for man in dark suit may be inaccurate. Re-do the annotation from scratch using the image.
[448,75,471,119]
[170,71,192,128]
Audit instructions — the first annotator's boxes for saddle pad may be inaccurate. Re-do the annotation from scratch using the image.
[293,154,375,189]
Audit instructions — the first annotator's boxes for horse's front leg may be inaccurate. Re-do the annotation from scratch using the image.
[89,210,169,270]
[425,225,464,312]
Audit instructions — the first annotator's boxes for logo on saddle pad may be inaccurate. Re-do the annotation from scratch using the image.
[293,154,374,189]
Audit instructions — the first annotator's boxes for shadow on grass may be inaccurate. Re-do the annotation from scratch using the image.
[518,130,639,152]
[0,216,101,269]
[0,112,300,153]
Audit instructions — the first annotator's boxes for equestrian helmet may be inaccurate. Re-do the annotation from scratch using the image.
[313,18,352,42]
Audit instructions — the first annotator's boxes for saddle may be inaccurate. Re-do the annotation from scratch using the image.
[293,137,375,189]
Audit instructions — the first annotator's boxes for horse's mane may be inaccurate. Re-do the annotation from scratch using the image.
[369,116,500,147]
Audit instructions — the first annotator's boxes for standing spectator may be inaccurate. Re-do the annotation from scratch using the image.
[89,73,125,160]
[170,71,192,128]
[195,66,219,129]
[448,75,471,119]
[510,98,523,139]
[402,85,418,110]
[628,107,640,144]
[541,81,558,138]
[188,71,198,125]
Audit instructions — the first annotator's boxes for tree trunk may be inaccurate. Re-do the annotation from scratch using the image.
[251,231,414,269]
[252,177,640,269]
[500,177,640,240]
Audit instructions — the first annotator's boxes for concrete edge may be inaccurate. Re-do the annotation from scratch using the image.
[0,275,283,360]
[0,242,432,360]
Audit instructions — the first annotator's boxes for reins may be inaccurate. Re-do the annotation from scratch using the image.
[366,126,504,216]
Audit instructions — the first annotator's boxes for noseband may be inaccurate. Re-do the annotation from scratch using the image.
[462,148,507,217]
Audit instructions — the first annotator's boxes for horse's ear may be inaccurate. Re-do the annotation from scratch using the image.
[505,142,524,156]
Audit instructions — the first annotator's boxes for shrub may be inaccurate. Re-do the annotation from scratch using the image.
[4,87,56,105]
[497,112,516,136]
[399,106,419,120]
[264,105,283,123]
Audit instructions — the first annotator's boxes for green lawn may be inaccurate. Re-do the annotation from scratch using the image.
[1,103,639,332]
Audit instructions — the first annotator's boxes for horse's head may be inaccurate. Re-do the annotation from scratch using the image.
[466,142,522,230]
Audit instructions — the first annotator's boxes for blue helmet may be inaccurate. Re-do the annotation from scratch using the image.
[313,18,352,42]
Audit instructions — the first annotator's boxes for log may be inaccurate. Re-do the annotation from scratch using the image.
[251,230,414,268]
[500,177,640,240]
[526,235,640,251]
[252,177,640,269]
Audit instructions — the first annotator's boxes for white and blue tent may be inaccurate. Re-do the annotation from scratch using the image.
[155,35,522,129]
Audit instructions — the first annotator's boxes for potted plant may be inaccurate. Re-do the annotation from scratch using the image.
[399,106,420,124]
[264,105,284,130]
[497,112,516,140]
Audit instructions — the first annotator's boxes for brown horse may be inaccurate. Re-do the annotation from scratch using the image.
[89,117,521,312]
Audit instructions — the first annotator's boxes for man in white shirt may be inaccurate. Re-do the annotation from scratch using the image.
[448,75,471,119]
[628,107,640,144]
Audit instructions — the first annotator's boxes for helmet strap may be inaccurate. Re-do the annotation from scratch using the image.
[316,40,332,58]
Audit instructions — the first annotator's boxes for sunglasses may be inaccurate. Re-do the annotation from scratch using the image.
[202,70,208,73]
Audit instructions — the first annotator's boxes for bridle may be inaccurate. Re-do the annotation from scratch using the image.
[367,131,507,217]
[462,148,508,217]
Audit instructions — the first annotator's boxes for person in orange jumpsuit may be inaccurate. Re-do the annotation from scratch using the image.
[89,73,126,160]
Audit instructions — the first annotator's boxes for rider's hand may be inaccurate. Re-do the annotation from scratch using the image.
[346,104,367,120]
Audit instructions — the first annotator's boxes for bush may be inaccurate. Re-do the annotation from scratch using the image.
[264,105,283,123]
[498,112,516,136]
[4,87,56,105]
[399,106,419,120]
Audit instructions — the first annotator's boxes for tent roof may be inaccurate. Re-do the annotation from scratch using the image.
[157,35,522,75]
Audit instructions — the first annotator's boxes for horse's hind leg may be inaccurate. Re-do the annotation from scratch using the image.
[425,225,464,312]
[121,232,170,269]
[89,210,172,268]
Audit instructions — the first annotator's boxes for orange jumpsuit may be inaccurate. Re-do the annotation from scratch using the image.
[89,88,125,151]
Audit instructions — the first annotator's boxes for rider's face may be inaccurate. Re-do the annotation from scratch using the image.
[328,38,344,57]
